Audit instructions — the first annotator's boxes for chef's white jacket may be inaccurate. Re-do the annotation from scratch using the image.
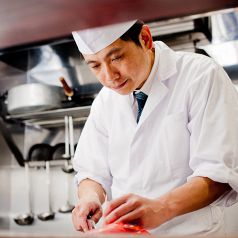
[73,41,238,236]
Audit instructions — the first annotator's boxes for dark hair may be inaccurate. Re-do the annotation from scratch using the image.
[120,20,144,46]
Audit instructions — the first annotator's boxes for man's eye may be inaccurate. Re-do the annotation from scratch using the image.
[91,65,100,69]
[112,56,121,61]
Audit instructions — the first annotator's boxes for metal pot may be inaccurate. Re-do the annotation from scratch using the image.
[7,83,63,115]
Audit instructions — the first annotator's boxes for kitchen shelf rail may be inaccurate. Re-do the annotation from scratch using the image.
[27,159,74,170]
[5,106,91,127]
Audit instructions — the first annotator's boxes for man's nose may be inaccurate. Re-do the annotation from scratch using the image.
[104,64,119,81]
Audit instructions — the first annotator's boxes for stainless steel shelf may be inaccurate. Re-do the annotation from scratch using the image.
[27,159,73,169]
[5,106,91,127]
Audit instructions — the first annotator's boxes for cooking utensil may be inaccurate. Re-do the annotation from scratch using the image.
[62,115,74,173]
[51,143,74,213]
[28,143,52,162]
[26,143,54,221]
[14,143,53,225]
[13,161,34,225]
[58,76,96,107]
[37,159,55,221]
[51,143,65,161]
[59,77,74,101]
[69,116,74,160]
[58,116,75,213]
[63,115,70,160]
[7,83,63,115]
[58,171,74,213]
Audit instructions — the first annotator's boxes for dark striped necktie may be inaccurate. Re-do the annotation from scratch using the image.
[134,91,148,123]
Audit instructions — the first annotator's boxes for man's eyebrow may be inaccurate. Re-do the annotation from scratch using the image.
[85,59,97,65]
[105,48,122,59]
[85,48,122,65]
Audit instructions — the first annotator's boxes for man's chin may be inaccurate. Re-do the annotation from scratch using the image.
[110,86,132,95]
[112,87,133,95]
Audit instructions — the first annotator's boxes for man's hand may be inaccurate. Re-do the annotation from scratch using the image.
[72,196,103,232]
[72,179,106,232]
[103,193,169,230]
[103,177,231,231]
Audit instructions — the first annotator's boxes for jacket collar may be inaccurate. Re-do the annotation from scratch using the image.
[137,41,177,126]
[154,41,177,82]
[119,41,178,126]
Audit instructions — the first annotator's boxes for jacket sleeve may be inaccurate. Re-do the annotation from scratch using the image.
[187,62,238,206]
[73,90,112,200]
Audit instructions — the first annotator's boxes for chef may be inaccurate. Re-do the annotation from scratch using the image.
[71,20,238,236]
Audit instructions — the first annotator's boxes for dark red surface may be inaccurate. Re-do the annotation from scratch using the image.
[0,0,238,50]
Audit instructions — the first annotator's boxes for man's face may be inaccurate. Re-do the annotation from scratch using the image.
[83,34,153,95]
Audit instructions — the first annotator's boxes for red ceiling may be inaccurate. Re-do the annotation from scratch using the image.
[0,0,238,50]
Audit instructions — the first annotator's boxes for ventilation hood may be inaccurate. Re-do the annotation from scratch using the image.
[0,39,102,96]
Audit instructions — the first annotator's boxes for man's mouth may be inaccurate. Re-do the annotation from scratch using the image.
[112,80,128,90]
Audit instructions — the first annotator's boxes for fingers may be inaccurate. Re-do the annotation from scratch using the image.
[103,194,145,225]
[72,201,103,232]
[87,219,95,230]
[80,216,90,232]
[116,208,142,224]
[104,202,135,224]
[104,194,129,216]
[72,206,89,232]
[91,207,103,224]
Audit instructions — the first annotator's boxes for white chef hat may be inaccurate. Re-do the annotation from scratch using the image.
[72,20,137,55]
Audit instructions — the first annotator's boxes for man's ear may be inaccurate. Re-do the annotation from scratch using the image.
[140,25,153,49]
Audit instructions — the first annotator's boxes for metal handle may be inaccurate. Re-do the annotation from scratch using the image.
[46,160,53,213]
[69,116,74,159]
[59,77,74,99]
[64,116,70,159]
[25,162,33,214]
